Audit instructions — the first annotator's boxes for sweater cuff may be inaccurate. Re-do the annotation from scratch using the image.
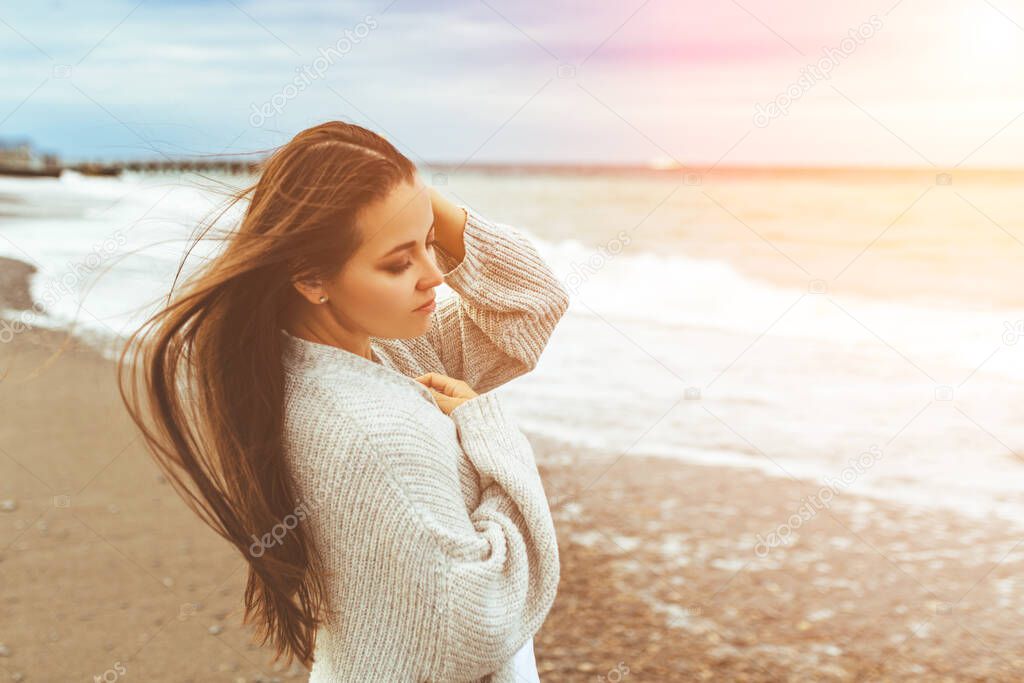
[449,393,541,491]
[449,391,509,430]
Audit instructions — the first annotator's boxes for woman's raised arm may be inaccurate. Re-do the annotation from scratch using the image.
[424,194,570,394]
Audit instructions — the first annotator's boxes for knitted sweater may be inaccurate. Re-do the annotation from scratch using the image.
[279,204,570,682]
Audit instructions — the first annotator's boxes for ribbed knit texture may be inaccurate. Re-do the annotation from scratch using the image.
[279,205,570,682]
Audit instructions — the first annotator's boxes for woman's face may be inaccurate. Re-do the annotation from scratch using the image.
[320,174,445,339]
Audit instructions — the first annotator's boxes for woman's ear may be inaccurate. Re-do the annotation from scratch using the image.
[291,278,326,305]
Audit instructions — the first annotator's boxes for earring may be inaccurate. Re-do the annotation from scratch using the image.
[318,295,328,303]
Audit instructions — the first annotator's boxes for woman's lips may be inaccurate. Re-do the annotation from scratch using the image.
[414,297,436,312]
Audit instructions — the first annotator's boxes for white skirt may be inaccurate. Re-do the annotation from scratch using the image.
[509,636,540,682]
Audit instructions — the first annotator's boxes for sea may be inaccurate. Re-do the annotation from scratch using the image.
[0,166,1021,526]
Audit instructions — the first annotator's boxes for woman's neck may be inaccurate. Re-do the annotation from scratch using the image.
[283,312,374,362]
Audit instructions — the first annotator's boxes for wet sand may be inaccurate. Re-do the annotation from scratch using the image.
[1,274,1022,681]
[538,435,1024,681]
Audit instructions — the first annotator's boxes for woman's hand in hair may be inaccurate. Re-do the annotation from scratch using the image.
[425,185,467,264]
[414,372,478,416]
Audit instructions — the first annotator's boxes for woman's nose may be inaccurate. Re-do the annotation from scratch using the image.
[420,260,444,288]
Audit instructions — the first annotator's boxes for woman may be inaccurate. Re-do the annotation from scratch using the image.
[118,121,569,682]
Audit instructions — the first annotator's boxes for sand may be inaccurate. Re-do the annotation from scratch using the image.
[2,268,1023,681]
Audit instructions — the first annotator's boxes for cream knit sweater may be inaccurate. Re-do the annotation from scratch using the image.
[279,204,570,682]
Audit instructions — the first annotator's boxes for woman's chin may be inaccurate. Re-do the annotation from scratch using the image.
[387,315,433,339]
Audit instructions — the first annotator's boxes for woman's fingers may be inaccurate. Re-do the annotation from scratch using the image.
[425,386,459,415]
[415,372,479,415]
[415,372,449,392]
[415,372,471,397]
[415,374,479,417]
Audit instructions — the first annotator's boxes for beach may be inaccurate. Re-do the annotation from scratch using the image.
[2,256,1023,681]
[4,0,1024,677]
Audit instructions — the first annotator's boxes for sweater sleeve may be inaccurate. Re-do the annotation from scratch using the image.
[440,392,562,679]
[323,392,561,682]
[427,205,570,394]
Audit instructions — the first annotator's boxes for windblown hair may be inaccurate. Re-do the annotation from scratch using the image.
[117,121,417,668]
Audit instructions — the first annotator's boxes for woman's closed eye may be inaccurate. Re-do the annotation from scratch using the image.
[385,238,438,274]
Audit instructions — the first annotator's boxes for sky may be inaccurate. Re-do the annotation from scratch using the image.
[1,0,1023,168]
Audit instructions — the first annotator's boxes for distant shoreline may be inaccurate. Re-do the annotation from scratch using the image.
[428,161,1024,181]
[6,160,1024,182]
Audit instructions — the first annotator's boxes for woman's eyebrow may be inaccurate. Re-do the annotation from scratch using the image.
[377,220,435,260]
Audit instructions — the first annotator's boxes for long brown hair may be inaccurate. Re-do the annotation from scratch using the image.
[117,121,417,668]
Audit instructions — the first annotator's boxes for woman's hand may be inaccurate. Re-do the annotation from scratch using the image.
[415,371,478,415]
[426,185,467,264]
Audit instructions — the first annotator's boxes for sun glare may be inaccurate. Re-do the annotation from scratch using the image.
[957,3,1024,82]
